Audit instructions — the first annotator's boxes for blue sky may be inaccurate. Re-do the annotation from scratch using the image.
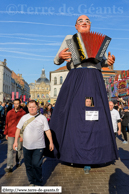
[0,0,129,83]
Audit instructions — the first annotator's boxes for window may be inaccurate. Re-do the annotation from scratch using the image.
[46,94,49,98]
[41,94,45,98]
[54,88,57,97]
[54,77,57,85]
[60,76,63,84]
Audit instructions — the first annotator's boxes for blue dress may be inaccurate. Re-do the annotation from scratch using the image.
[50,67,118,164]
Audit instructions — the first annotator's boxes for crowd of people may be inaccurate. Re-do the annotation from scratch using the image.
[0,100,55,138]
[110,99,129,144]
[0,99,55,186]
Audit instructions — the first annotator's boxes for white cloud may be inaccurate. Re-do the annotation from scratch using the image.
[1,20,129,31]
[0,35,57,42]
[0,20,74,27]
[0,49,55,57]
[0,54,53,61]
[0,33,65,38]
[0,42,61,46]
[0,47,56,52]
[92,26,129,31]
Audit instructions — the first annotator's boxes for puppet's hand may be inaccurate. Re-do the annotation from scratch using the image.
[59,48,72,62]
[107,52,115,66]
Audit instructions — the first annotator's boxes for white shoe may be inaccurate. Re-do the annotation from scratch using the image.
[123,140,128,144]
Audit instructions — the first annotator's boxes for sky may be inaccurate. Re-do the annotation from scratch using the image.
[0,0,129,84]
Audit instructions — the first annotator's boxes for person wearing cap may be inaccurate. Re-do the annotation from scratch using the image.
[121,106,129,144]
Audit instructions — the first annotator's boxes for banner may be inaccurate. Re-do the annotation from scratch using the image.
[23,95,26,102]
[12,92,15,101]
[118,80,127,96]
[111,80,128,97]
[16,92,19,99]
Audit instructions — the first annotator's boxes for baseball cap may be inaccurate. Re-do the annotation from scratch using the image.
[123,106,128,110]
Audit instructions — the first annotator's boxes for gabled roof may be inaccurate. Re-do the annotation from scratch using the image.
[102,67,112,71]
[56,66,67,71]
[12,71,24,86]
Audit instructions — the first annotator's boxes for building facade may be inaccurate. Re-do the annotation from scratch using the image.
[12,71,30,101]
[11,71,24,100]
[29,69,50,104]
[0,59,12,102]
[50,66,68,104]
[0,59,30,102]
[17,74,30,100]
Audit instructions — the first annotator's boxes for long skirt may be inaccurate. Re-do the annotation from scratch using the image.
[50,68,118,164]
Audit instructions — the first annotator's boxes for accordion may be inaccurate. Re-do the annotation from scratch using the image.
[66,32,111,65]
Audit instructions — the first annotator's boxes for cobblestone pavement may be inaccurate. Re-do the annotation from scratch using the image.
[0,133,129,194]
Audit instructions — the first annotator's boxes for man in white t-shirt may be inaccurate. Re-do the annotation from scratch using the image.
[109,101,121,137]
[13,100,54,186]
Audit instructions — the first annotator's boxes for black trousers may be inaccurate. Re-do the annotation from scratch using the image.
[23,147,44,186]
[114,132,117,138]
[121,126,127,141]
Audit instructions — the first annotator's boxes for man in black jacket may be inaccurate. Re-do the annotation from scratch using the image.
[121,106,129,144]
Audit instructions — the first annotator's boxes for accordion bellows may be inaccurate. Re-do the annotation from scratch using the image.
[66,31,111,65]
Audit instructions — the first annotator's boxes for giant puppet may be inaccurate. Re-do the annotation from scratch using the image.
[50,15,118,168]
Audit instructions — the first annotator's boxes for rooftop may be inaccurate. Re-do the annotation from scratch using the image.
[36,69,50,84]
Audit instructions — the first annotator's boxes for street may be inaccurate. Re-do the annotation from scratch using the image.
[0,133,129,194]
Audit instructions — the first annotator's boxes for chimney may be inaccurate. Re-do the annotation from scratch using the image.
[3,59,7,66]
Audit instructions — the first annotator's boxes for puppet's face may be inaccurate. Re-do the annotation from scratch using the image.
[75,15,91,34]
[85,99,92,107]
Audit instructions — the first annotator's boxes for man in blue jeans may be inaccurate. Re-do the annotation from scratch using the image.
[13,100,54,186]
